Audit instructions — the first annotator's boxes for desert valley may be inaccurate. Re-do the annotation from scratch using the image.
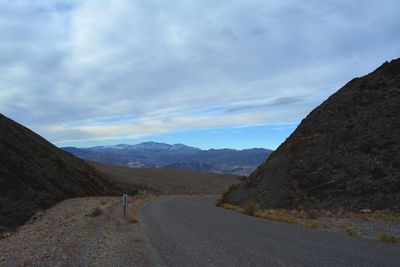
[1,1,399,266]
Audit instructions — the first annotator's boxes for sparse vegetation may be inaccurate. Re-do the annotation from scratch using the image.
[89,207,103,217]
[127,215,139,224]
[379,234,398,243]
[346,228,360,237]
[239,176,248,182]
[258,210,298,224]
[217,183,239,206]
[220,203,243,213]
[243,202,260,216]
[306,210,319,219]
[91,161,238,196]
[218,202,400,241]
[124,194,157,224]
[382,213,395,222]
[350,212,359,222]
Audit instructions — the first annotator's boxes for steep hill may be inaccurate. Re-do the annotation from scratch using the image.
[227,59,400,211]
[63,143,272,176]
[0,114,120,232]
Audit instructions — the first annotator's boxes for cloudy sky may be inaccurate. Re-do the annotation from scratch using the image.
[0,0,399,149]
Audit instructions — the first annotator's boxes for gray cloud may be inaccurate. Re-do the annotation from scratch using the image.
[226,97,304,113]
[0,0,399,143]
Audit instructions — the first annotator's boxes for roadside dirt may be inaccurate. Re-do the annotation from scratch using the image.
[0,196,149,266]
[220,203,400,243]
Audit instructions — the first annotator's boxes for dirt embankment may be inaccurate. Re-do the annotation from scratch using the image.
[0,196,149,266]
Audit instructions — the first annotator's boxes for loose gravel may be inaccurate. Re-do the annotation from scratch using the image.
[0,197,148,266]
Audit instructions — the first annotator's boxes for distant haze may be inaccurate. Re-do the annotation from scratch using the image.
[0,1,399,149]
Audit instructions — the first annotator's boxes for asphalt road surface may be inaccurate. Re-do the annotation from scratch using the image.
[140,195,400,266]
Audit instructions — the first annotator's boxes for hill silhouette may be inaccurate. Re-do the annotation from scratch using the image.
[227,59,400,211]
[0,114,120,232]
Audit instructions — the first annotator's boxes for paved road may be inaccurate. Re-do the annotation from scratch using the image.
[140,195,400,266]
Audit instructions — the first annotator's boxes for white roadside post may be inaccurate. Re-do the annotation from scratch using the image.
[143,190,147,199]
[122,194,128,216]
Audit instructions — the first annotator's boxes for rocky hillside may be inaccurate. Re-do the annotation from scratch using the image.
[63,143,272,176]
[227,59,400,211]
[0,114,120,233]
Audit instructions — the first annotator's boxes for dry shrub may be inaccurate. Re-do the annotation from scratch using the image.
[350,212,359,222]
[306,210,319,219]
[243,202,260,216]
[89,207,103,217]
[383,213,395,222]
[220,203,243,213]
[324,210,333,217]
[302,220,328,229]
[335,208,344,219]
[258,210,297,224]
[272,215,297,224]
[128,215,139,224]
[346,228,360,237]
[379,234,398,243]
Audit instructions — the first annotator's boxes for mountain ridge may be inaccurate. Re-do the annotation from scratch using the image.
[63,142,272,175]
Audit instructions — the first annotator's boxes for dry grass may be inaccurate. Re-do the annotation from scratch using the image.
[350,212,359,222]
[256,209,298,224]
[220,203,243,213]
[346,228,360,237]
[127,215,139,224]
[379,234,398,243]
[124,194,157,224]
[243,202,260,216]
[218,202,400,241]
[302,220,328,229]
[383,213,395,222]
[306,210,319,219]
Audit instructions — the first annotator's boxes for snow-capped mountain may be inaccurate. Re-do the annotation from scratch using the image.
[87,142,200,153]
[63,142,272,175]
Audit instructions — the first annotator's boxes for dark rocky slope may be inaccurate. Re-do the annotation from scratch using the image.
[227,59,400,211]
[0,114,120,232]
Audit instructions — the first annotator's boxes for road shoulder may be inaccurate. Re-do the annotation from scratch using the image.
[0,196,148,266]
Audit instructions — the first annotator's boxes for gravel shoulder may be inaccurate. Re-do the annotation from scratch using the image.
[0,196,148,266]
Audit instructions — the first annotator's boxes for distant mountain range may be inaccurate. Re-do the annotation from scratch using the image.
[62,142,273,175]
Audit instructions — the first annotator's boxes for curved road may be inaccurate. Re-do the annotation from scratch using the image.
[140,195,400,266]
